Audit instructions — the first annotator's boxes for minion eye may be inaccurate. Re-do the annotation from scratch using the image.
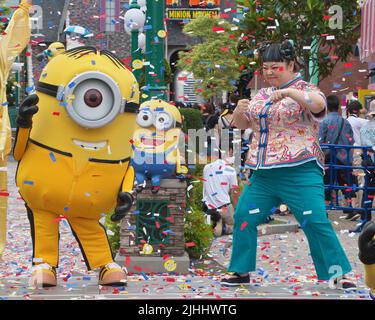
[72,79,114,122]
[137,109,154,127]
[155,112,173,131]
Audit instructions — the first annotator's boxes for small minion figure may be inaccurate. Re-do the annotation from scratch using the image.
[130,100,187,193]
[358,221,375,300]
[14,46,139,288]
[36,42,65,62]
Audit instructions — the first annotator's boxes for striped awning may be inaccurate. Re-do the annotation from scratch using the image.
[360,0,375,62]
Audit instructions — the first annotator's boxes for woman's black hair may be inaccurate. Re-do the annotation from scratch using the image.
[259,40,300,72]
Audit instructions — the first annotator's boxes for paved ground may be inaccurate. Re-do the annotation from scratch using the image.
[0,160,372,300]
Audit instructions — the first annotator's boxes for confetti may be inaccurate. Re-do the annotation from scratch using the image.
[49,152,56,163]
[240,221,248,231]
[185,242,196,248]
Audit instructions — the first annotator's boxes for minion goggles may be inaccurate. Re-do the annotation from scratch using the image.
[136,107,182,131]
[36,71,139,129]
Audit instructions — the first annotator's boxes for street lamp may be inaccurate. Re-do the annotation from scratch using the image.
[144,0,167,101]
[124,0,145,83]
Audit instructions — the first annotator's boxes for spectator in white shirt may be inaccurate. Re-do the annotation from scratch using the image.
[346,100,369,220]
[347,100,369,146]
[202,147,240,237]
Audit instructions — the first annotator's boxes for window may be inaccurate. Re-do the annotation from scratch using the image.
[105,0,115,32]
[100,0,120,33]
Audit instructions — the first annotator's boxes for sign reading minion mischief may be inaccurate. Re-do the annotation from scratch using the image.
[167,8,220,20]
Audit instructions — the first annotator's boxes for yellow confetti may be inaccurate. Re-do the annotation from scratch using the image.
[178,284,189,290]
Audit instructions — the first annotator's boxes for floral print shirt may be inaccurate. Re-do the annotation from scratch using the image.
[245,74,327,170]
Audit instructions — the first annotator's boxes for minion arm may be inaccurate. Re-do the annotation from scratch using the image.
[13,128,31,161]
[121,164,135,193]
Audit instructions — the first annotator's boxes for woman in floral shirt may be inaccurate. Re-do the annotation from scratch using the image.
[221,41,355,290]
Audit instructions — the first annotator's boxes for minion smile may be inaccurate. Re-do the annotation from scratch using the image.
[73,139,107,150]
[140,136,165,147]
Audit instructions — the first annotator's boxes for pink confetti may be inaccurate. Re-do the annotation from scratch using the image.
[240,221,248,231]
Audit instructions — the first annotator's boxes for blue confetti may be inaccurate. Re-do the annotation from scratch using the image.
[143,25,153,30]
[2,102,8,106]
[270,207,278,214]
[82,276,91,281]
[64,207,69,211]
[23,180,34,185]
[59,102,68,107]
[141,272,149,280]
[26,86,35,93]
[68,82,76,89]
[91,60,96,65]
[49,152,56,163]
[155,107,164,112]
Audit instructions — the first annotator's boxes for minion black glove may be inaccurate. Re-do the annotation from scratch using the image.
[16,94,39,128]
[110,192,134,222]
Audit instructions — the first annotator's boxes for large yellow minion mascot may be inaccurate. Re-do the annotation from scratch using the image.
[358,221,375,300]
[131,100,187,193]
[14,46,139,287]
[0,0,31,258]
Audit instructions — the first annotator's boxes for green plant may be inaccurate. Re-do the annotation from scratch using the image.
[104,211,120,254]
[237,0,361,83]
[184,208,214,259]
[179,108,205,159]
[179,108,204,134]
[187,179,203,210]
[177,15,246,101]
[0,3,9,33]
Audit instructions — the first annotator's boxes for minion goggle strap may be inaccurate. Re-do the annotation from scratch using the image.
[36,71,139,129]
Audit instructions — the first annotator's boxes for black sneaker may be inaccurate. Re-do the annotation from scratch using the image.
[333,277,357,291]
[345,213,361,221]
[220,273,250,286]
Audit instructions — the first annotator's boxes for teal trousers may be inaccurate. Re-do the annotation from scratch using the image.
[228,161,352,280]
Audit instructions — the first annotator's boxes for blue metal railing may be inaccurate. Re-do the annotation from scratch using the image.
[320,144,375,232]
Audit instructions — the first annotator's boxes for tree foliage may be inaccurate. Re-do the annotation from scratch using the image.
[177,15,249,101]
[237,0,361,82]
[0,1,10,32]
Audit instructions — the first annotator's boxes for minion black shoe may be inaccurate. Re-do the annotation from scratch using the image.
[220,273,250,286]
[30,263,57,288]
[99,262,127,287]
